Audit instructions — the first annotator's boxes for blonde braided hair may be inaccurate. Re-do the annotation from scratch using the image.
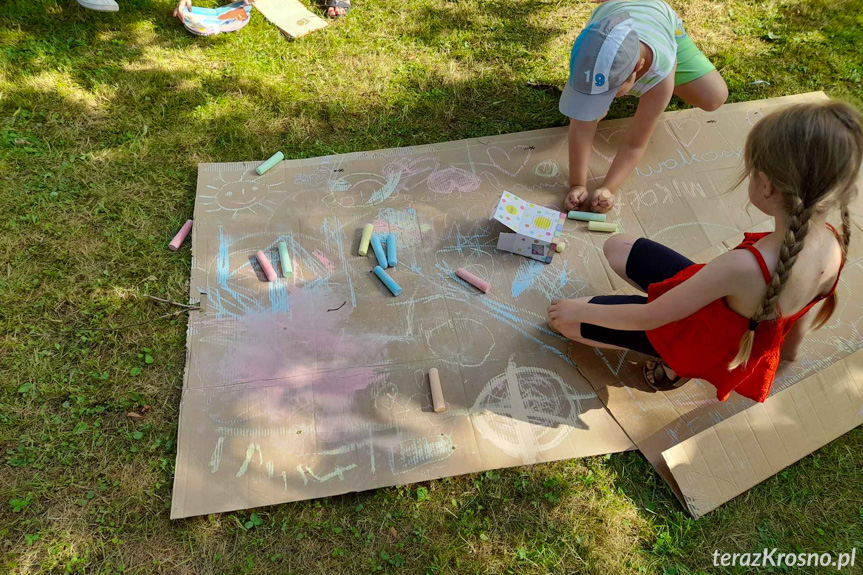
[729,101,863,370]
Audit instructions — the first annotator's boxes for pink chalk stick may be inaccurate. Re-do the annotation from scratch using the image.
[456,268,490,293]
[168,219,193,251]
[256,250,278,282]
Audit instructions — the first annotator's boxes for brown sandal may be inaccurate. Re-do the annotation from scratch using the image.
[643,360,687,392]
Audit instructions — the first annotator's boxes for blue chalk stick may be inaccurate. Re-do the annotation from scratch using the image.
[373,266,402,296]
[386,233,397,267]
[370,235,388,268]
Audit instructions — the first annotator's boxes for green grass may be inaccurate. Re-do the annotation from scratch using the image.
[1,0,862,572]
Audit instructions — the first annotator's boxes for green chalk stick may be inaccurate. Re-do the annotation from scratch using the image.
[278,241,292,278]
[255,151,284,176]
[568,210,607,222]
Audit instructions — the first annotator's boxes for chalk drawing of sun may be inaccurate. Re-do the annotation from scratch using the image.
[198,171,287,221]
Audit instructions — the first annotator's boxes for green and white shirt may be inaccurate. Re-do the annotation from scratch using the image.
[588,0,686,97]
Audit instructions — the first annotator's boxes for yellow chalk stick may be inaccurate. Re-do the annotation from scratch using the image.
[429,368,446,413]
[358,223,374,256]
[555,242,567,253]
[588,221,618,233]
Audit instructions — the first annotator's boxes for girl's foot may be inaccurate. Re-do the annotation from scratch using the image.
[643,360,686,391]
[325,0,351,18]
[546,298,583,340]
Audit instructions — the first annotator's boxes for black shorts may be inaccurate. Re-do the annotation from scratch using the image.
[580,238,695,356]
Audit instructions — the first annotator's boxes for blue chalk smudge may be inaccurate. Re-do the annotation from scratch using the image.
[512,259,546,298]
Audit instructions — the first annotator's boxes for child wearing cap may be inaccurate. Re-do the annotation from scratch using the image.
[561,0,727,213]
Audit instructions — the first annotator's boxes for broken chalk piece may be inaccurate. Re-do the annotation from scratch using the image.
[358,223,374,256]
[256,250,278,282]
[429,368,446,413]
[169,219,193,251]
[255,151,284,176]
[567,210,606,222]
[373,265,402,296]
[455,268,490,293]
[278,241,293,278]
[370,235,388,268]
[386,233,397,267]
[555,242,567,253]
[588,221,619,233]
[600,189,613,201]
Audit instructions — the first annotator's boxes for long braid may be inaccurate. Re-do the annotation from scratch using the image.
[729,195,814,369]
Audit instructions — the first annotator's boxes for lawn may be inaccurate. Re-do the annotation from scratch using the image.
[1,0,862,573]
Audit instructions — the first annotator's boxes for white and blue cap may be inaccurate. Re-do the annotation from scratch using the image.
[559,12,640,121]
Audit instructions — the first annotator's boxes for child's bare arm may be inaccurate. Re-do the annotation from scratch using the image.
[780,309,810,362]
[599,74,674,193]
[568,119,598,188]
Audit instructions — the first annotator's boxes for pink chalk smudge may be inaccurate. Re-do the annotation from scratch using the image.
[427,167,481,194]
[312,249,336,272]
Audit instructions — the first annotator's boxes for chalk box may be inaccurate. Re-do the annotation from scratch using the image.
[491,191,566,264]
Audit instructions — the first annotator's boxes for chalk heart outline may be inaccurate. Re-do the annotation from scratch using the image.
[666,118,701,149]
[487,146,532,177]
[592,129,625,163]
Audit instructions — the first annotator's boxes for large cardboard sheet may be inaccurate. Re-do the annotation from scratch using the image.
[172,92,862,519]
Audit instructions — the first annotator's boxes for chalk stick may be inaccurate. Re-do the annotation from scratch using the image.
[386,233,397,267]
[255,151,284,176]
[567,210,606,222]
[277,241,292,278]
[370,235,388,268]
[256,250,278,282]
[358,223,374,256]
[429,368,446,413]
[588,221,619,233]
[455,268,490,293]
[599,189,613,201]
[555,242,566,253]
[169,219,193,251]
[373,265,402,296]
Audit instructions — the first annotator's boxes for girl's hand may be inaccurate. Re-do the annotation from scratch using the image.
[173,0,192,20]
[547,298,590,338]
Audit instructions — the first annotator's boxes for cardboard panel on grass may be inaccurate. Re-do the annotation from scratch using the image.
[171,92,862,519]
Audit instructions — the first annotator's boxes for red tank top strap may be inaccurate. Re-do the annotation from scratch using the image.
[737,244,772,285]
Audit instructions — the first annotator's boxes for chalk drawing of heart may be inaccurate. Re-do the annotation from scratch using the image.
[487,146,531,177]
[427,167,481,194]
[592,129,625,163]
[666,118,701,149]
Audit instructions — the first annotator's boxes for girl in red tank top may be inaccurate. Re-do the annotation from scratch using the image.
[547,100,862,402]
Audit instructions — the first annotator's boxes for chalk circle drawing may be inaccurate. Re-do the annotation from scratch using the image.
[533,159,560,179]
[424,317,496,368]
[471,357,596,463]
[199,171,288,220]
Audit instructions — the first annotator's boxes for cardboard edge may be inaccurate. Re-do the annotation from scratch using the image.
[661,349,863,518]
